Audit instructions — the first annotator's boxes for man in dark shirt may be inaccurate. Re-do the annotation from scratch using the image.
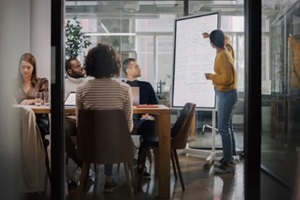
[122,58,159,105]
[122,58,159,133]
[122,58,159,179]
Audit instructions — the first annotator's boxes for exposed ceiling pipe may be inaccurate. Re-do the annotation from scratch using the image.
[184,0,188,16]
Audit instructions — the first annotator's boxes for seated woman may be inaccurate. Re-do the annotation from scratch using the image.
[15,53,50,139]
[76,43,133,193]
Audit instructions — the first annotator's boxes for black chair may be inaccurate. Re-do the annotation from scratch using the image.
[76,109,135,200]
[136,102,196,191]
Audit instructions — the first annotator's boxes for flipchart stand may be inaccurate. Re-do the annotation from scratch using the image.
[184,109,218,168]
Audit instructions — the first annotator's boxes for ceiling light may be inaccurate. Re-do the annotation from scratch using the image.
[123,1,140,12]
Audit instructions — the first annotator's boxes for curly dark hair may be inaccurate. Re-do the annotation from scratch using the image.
[65,58,78,72]
[84,43,121,78]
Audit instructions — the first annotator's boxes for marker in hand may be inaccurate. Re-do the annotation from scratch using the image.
[204,73,211,80]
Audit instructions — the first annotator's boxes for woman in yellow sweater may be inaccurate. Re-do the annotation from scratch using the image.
[203,30,238,174]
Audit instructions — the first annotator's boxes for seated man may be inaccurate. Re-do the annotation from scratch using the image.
[65,58,93,98]
[122,58,159,178]
[122,58,158,132]
[64,58,93,185]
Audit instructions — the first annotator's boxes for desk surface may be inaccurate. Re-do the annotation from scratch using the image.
[20,104,170,115]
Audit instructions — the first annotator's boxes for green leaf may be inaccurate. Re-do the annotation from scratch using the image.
[65,17,92,59]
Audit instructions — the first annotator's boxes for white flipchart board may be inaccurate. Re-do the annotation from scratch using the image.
[172,13,219,109]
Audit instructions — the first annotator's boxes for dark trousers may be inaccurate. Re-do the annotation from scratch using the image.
[136,119,156,167]
[65,119,83,167]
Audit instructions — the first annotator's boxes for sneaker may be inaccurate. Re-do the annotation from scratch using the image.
[143,171,151,179]
[103,180,118,193]
[214,162,236,174]
[214,157,236,167]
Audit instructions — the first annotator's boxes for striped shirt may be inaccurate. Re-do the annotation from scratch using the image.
[76,78,133,132]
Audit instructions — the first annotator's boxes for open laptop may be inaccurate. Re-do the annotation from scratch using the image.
[131,87,140,106]
[65,92,76,106]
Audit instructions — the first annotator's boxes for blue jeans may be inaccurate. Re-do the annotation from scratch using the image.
[215,88,238,163]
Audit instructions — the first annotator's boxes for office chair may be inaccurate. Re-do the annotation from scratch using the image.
[136,102,196,191]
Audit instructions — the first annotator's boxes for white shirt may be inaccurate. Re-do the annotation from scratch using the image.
[64,76,93,99]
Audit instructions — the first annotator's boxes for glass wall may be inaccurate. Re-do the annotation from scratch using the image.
[261,0,300,195]
[65,0,245,153]
[65,1,246,94]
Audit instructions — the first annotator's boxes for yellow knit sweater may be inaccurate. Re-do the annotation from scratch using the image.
[208,36,237,92]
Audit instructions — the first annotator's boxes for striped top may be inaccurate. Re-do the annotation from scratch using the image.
[76,78,133,132]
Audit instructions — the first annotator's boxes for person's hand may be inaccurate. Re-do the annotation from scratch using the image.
[140,113,154,120]
[82,69,87,76]
[20,99,35,105]
[202,32,210,38]
[204,73,212,80]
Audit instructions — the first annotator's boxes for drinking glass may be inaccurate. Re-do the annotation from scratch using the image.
[43,92,50,106]
[35,92,42,106]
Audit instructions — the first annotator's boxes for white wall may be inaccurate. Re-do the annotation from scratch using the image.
[0,0,51,197]
[30,0,51,81]
[0,0,31,76]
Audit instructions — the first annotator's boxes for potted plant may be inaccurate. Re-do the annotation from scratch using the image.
[65,17,91,59]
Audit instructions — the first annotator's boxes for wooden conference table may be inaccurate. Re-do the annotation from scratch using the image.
[28,104,171,199]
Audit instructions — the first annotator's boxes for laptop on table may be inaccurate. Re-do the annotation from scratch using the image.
[131,87,140,106]
[65,92,76,106]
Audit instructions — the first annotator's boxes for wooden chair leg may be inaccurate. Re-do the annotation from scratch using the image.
[124,162,134,200]
[92,163,99,196]
[129,160,137,193]
[45,146,52,185]
[173,149,185,191]
[171,149,177,179]
[76,162,90,200]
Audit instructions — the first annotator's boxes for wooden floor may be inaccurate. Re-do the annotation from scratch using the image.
[24,130,291,200]
[25,152,291,200]
[26,153,244,200]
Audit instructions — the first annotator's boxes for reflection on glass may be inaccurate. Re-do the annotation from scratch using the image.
[261,1,300,192]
